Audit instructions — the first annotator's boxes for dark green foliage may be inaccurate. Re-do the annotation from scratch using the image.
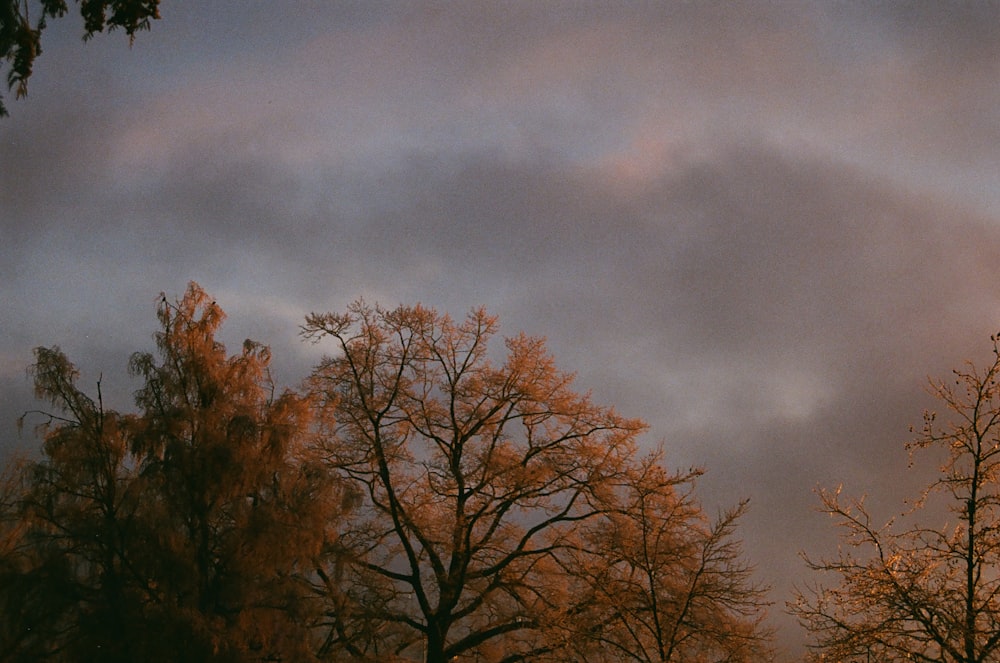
[0,0,160,116]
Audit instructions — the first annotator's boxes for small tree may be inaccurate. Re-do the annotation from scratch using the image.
[794,334,1000,663]
[13,346,143,661]
[568,451,773,662]
[0,455,76,663]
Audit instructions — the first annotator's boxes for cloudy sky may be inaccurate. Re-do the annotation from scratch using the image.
[4,1,1000,657]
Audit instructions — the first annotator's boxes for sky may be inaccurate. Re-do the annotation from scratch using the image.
[4,1,1000,658]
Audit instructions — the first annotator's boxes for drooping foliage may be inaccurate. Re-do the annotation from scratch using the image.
[0,0,160,116]
[2,283,340,662]
[123,285,338,661]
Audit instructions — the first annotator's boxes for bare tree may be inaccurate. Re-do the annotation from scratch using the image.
[794,334,1000,663]
[568,450,774,662]
[302,302,646,662]
[302,301,772,663]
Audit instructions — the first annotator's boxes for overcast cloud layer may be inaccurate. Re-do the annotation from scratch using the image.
[4,2,1000,658]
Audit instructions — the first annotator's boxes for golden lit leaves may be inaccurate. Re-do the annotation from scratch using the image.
[796,334,1000,663]
[1,286,770,661]
[3,282,344,661]
[303,299,768,661]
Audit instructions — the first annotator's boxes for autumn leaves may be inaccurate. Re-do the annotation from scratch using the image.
[2,283,771,661]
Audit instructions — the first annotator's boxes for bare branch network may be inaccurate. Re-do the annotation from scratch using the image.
[0,283,773,663]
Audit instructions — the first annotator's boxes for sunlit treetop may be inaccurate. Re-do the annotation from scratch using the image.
[0,0,160,116]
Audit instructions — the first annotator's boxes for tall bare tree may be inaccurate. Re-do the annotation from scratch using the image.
[302,301,772,663]
[303,302,646,662]
[794,334,1000,663]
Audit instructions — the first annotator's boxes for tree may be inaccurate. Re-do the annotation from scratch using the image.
[566,451,773,662]
[793,334,1000,663]
[1,287,771,661]
[0,455,75,663]
[302,302,645,662]
[5,283,340,662]
[11,346,143,661]
[126,283,339,661]
[302,301,773,662]
[0,0,160,116]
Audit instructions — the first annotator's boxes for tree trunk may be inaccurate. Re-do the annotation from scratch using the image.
[425,619,448,663]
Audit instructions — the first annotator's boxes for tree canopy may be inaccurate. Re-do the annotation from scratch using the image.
[0,283,772,662]
[5,284,340,661]
[301,301,773,662]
